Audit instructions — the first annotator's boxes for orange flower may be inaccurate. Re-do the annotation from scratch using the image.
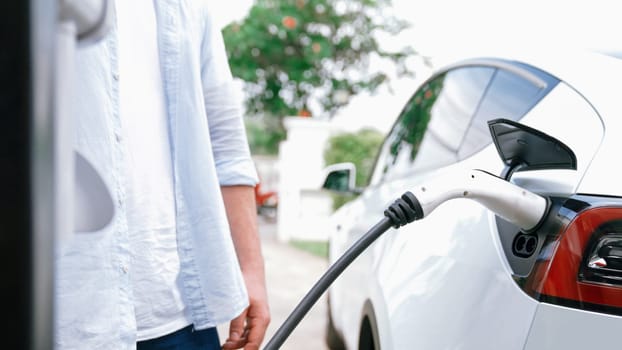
[282,16,297,29]
[298,109,311,117]
[312,42,321,53]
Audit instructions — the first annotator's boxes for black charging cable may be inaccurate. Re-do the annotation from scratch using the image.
[263,192,423,350]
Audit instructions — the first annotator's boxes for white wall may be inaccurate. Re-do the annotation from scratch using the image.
[276,117,343,242]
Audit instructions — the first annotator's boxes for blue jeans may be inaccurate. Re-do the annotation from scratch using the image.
[136,325,220,350]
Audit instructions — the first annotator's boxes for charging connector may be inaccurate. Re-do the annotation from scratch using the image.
[411,169,549,232]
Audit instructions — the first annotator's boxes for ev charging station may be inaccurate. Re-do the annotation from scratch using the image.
[0,1,112,348]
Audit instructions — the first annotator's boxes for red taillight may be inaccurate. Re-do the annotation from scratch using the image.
[526,206,622,312]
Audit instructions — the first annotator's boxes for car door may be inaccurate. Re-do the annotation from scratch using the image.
[331,66,504,344]
[330,64,497,349]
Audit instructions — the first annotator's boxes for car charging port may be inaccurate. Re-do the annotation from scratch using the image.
[512,233,538,258]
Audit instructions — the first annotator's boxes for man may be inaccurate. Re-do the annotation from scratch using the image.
[55,1,270,349]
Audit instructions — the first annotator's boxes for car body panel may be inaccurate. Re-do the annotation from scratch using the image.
[378,170,537,349]
[524,303,622,349]
[331,157,541,349]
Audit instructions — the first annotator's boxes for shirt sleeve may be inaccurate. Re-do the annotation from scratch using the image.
[200,7,259,187]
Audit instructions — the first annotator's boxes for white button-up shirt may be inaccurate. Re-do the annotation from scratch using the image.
[55,2,258,349]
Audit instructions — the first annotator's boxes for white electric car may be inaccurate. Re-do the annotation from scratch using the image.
[322,50,622,350]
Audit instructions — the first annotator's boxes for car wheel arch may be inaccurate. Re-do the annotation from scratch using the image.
[358,300,381,350]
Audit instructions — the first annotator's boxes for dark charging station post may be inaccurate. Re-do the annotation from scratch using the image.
[0,1,56,349]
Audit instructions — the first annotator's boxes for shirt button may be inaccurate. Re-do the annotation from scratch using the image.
[114,132,122,142]
[121,265,127,274]
[112,73,119,81]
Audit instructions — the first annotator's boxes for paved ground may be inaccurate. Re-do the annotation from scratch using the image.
[219,217,330,350]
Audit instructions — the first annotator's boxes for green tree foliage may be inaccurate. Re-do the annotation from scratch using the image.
[222,0,415,154]
[323,128,384,209]
[245,117,286,155]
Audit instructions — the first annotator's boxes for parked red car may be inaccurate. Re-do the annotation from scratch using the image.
[255,181,278,219]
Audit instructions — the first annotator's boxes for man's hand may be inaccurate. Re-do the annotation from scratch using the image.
[222,274,270,350]
[220,185,271,350]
